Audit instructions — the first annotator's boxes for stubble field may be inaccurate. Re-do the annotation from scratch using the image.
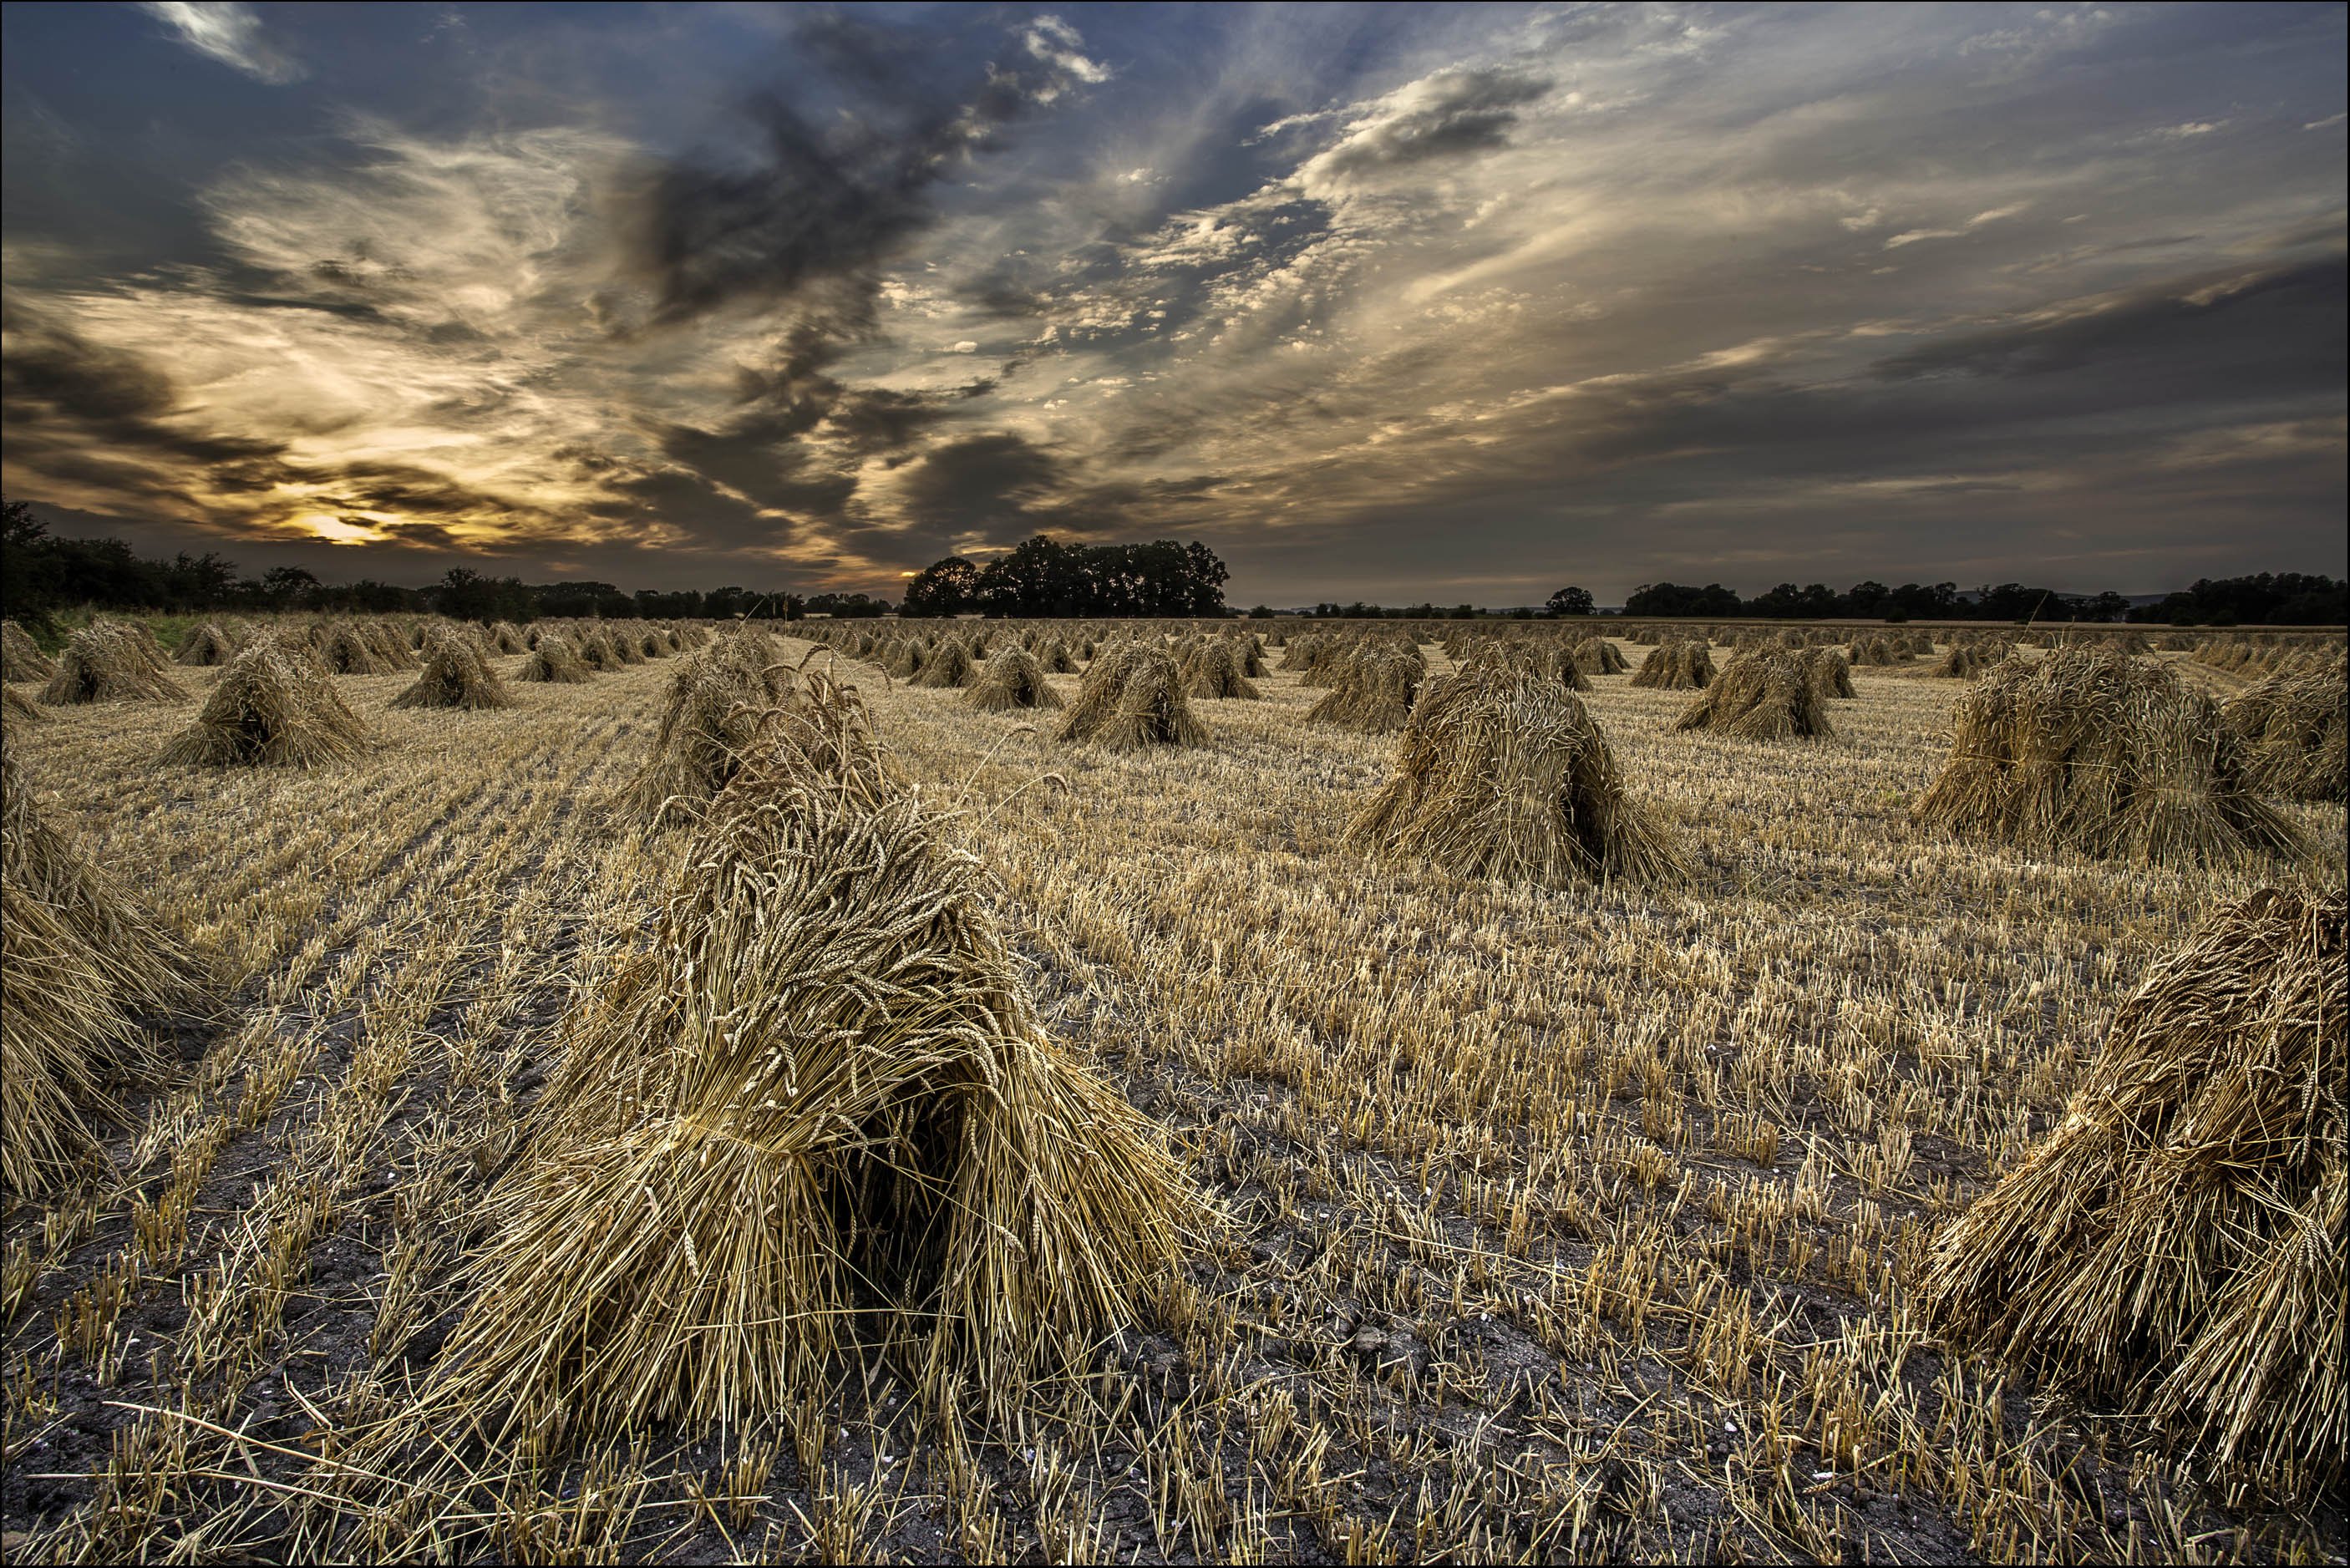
[3,627,2342,1564]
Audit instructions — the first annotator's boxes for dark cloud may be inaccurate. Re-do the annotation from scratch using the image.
[875,428,1229,563]
[622,14,1104,331]
[654,421,858,517]
[1,302,292,518]
[313,459,517,520]
[820,386,975,454]
[592,463,782,548]
[1305,69,1550,180]
[894,431,1066,537]
[609,13,1110,549]
[0,302,284,469]
[372,518,492,553]
[1871,256,2348,383]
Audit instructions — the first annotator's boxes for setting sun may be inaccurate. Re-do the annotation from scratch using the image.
[303,515,389,546]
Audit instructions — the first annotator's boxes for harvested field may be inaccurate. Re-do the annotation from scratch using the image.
[2,625,2344,1564]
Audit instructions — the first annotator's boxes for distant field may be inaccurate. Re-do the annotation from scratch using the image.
[3,622,2342,1563]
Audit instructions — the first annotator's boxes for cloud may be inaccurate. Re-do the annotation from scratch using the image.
[619,13,1110,331]
[7,3,2344,597]
[1,298,287,485]
[888,431,1068,538]
[1294,68,1551,192]
[1023,15,1110,89]
[137,3,307,84]
[1869,256,2346,381]
[1884,203,2030,249]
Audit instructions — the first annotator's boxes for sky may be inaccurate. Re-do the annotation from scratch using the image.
[3,2,2344,606]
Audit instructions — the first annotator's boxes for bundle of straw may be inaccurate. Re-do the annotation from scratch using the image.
[1847,634,1901,667]
[172,621,240,667]
[515,633,595,684]
[317,622,388,675]
[1913,646,2302,867]
[1466,638,1586,692]
[119,619,173,673]
[1929,639,2005,679]
[391,632,515,710]
[1571,637,1630,677]
[914,637,977,689]
[2,621,54,683]
[365,621,419,671]
[39,622,188,704]
[158,639,370,766]
[2,745,206,1193]
[1800,646,1857,699]
[1347,663,1683,887]
[624,643,885,827]
[2225,662,2347,803]
[1057,644,1208,749]
[574,627,625,672]
[1919,887,2344,1489]
[1287,632,1331,671]
[966,646,1064,712]
[1180,638,1261,700]
[1675,648,1834,740]
[1630,640,1713,690]
[1309,646,1425,732]
[417,749,1193,1441]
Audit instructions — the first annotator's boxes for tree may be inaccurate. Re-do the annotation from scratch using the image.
[1545,586,1595,618]
[256,566,321,609]
[432,567,495,622]
[158,551,239,610]
[966,535,1228,617]
[1182,540,1231,616]
[1623,581,1743,617]
[1886,581,1958,620]
[1972,584,2054,623]
[632,588,704,620]
[2124,572,2347,626]
[1,500,64,624]
[803,591,890,617]
[977,535,1089,616]
[901,556,980,617]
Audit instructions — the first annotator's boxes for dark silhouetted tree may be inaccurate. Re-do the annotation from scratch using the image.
[1546,586,1596,617]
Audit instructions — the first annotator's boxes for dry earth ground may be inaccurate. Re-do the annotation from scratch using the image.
[2,637,2342,1563]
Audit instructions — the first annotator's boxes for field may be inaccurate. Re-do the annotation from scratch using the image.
[3,623,2343,1564]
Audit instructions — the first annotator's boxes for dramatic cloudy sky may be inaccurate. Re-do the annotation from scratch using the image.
[3,3,2343,603]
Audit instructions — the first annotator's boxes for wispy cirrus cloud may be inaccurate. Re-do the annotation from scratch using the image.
[137,2,306,84]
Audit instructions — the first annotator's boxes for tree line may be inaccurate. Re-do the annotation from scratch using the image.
[1607,575,2345,625]
[6,500,2337,628]
[0,503,883,628]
